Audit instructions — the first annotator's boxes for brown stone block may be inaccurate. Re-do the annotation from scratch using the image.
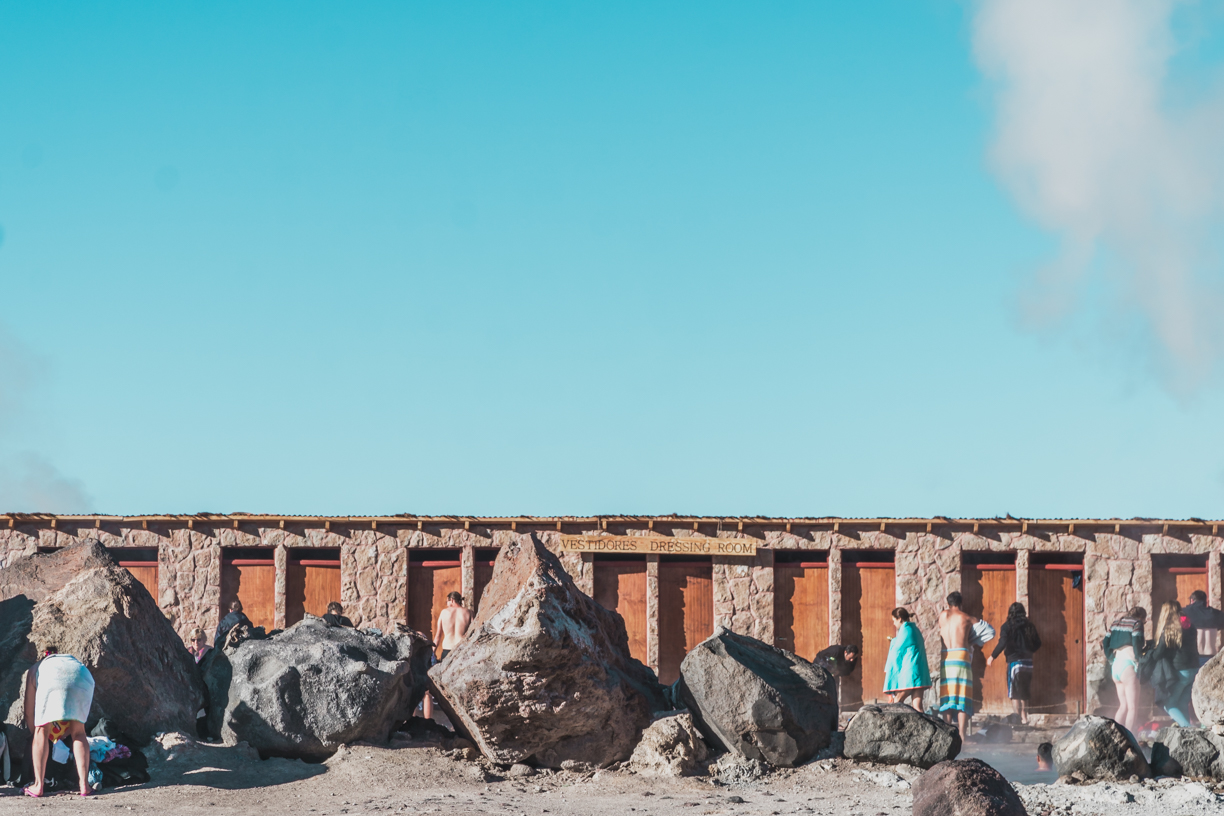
[1108,559,1134,586]
[749,591,772,621]
[715,601,735,618]
[935,547,959,575]
[751,566,774,593]
[1086,581,1106,614]
[729,577,751,609]
[713,580,732,605]
[731,611,754,636]
[897,575,923,605]
[1133,566,1153,593]
[923,571,945,603]
[895,551,920,576]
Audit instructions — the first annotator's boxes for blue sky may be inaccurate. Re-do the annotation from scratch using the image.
[2,1,1224,518]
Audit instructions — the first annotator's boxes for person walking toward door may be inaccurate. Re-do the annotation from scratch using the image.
[986,602,1042,726]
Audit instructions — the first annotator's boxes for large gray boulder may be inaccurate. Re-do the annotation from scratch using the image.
[429,533,666,769]
[912,758,1028,816]
[677,627,837,768]
[0,542,204,745]
[204,616,431,759]
[1152,727,1224,779]
[843,703,961,769]
[1052,715,1151,781]
[1192,649,1224,726]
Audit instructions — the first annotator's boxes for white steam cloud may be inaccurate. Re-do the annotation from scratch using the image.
[972,0,1224,391]
[0,325,92,513]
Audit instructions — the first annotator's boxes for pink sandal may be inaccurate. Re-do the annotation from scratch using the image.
[23,786,43,798]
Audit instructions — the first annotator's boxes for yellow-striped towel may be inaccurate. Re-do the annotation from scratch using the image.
[939,648,973,715]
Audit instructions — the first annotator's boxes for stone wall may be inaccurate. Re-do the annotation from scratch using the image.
[3,515,1224,722]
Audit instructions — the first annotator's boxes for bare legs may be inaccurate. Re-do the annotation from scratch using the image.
[888,689,926,711]
[26,721,92,797]
[28,726,49,796]
[1114,664,1140,735]
[68,721,91,795]
[1011,699,1028,725]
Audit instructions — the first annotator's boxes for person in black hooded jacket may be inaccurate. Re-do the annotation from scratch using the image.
[1146,601,1199,727]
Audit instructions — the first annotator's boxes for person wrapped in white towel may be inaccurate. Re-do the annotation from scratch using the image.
[22,648,95,798]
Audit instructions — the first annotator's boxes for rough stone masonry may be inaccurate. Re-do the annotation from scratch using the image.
[1,513,1220,717]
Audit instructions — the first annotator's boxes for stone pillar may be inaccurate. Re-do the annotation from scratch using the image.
[577,553,595,597]
[752,548,775,644]
[207,542,223,633]
[1015,548,1030,610]
[828,546,842,646]
[1210,549,1222,609]
[462,545,475,606]
[646,554,659,674]
[273,544,288,630]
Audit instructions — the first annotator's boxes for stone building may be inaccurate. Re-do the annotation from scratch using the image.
[2,513,1221,720]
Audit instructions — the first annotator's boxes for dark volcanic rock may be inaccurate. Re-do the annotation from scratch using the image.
[0,542,204,744]
[1193,649,1224,726]
[677,627,837,768]
[912,758,1028,816]
[205,616,431,758]
[1153,727,1224,779]
[1052,715,1151,781]
[844,702,961,769]
[429,533,666,769]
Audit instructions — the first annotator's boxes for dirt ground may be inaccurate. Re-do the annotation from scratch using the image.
[0,737,1221,816]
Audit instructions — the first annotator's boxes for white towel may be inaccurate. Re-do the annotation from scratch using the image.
[33,655,95,726]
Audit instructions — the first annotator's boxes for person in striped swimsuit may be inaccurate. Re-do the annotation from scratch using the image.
[938,592,979,741]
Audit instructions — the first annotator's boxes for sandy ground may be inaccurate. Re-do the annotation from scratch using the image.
[0,738,1221,816]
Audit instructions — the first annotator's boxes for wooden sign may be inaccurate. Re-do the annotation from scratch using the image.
[557,535,756,556]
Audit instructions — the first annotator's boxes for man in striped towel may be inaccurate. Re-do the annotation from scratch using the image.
[938,592,979,741]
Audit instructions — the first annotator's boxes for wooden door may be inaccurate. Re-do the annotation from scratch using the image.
[658,562,714,685]
[221,558,276,631]
[119,562,159,604]
[593,561,648,664]
[961,566,1016,714]
[1152,567,1208,613]
[286,560,342,625]
[841,564,895,707]
[1029,567,1085,714]
[774,563,829,660]
[408,561,462,644]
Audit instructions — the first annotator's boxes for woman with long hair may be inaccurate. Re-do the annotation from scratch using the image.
[1102,606,1146,734]
[883,607,931,710]
[986,602,1041,725]
[1149,600,1199,727]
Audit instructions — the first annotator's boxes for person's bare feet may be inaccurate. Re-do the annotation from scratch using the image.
[23,784,44,798]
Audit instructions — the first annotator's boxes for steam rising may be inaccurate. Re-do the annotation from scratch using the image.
[0,325,91,512]
[972,0,1224,390]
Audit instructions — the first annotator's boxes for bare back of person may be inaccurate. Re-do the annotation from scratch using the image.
[939,607,975,650]
[437,605,472,651]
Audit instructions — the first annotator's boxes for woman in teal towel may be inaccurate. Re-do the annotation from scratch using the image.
[884,607,931,710]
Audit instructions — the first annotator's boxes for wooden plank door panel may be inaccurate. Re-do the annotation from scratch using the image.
[286,563,342,625]
[593,562,649,665]
[408,565,462,644]
[221,563,276,632]
[774,565,829,661]
[1152,569,1209,612]
[841,565,895,707]
[658,563,714,685]
[960,567,1016,714]
[474,562,496,613]
[1029,568,1084,714]
[120,564,158,604]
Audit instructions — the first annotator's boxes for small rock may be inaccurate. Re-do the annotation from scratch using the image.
[912,758,1026,816]
[727,796,745,804]
[509,763,535,778]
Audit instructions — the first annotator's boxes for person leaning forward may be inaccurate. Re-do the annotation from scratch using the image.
[23,648,96,798]
[214,600,253,647]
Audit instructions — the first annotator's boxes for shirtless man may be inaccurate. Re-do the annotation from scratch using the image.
[422,592,472,719]
[938,591,979,740]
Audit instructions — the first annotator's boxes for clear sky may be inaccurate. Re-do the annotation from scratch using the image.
[2,1,1224,518]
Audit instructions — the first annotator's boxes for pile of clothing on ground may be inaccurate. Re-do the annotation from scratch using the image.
[1,719,149,793]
